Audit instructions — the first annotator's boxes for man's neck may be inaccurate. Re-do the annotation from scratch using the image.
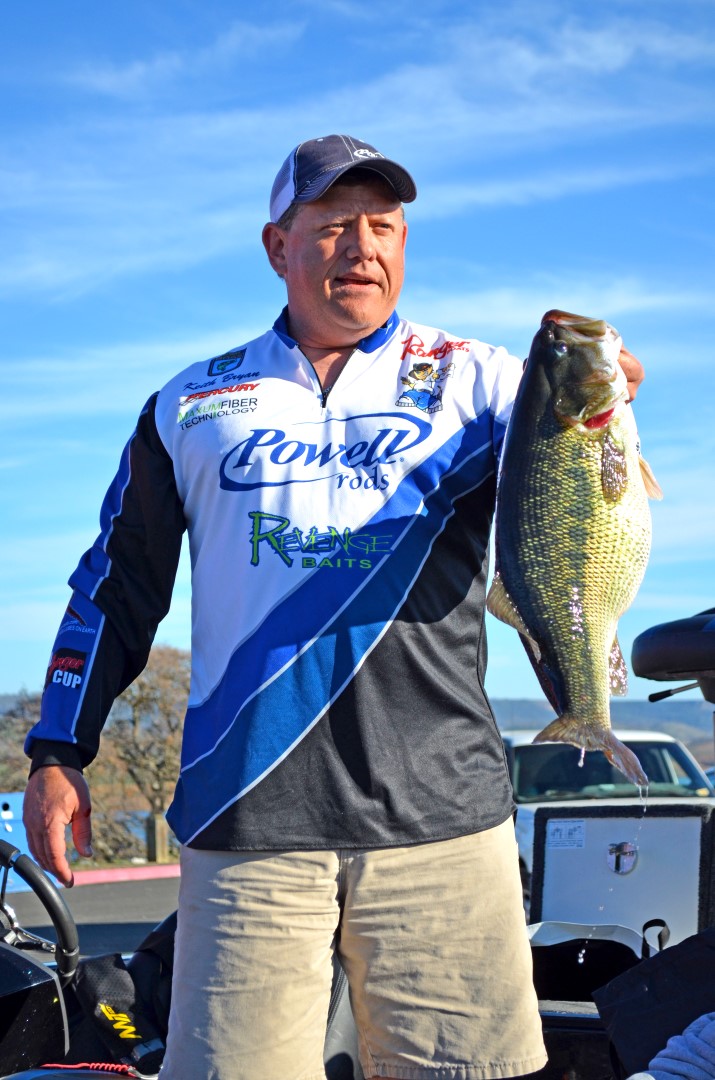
[300,344,354,389]
[284,312,365,386]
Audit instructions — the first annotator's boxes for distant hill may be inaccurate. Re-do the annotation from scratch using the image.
[3,691,713,767]
[491,697,715,767]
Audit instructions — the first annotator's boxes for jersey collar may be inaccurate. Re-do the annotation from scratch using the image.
[272,307,400,355]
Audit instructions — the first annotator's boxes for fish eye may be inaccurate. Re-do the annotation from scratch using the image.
[553,341,569,355]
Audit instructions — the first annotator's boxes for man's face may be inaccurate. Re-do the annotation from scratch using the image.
[262,176,408,348]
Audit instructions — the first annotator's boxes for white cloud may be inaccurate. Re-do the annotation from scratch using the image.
[410,159,713,218]
[64,20,305,98]
[1,8,712,300]
[3,320,273,421]
[67,53,185,97]
[399,278,713,353]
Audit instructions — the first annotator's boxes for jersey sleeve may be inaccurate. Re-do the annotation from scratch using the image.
[25,392,186,773]
[482,344,524,468]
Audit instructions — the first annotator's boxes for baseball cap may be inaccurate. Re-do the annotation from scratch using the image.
[269,134,417,223]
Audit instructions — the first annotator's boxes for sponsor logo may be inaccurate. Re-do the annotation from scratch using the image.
[396,360,454,414]
[353,148,382,159]
[400,334,469,362]
[185,372,259,391]
[58,604,97,636]
[45,649,86,690]
[220,412,431,492]
[178,389,260,429]
[182,383,260,406]
[98,1004,142,1041]
[207,348,246,377]
[249,512,394,569]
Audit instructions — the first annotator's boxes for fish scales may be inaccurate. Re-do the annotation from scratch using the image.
[487,310,661,785]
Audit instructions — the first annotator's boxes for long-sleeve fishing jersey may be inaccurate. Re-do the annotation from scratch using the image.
[27,310,520,849]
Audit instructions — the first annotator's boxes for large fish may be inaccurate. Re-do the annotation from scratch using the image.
[487,310,662,785]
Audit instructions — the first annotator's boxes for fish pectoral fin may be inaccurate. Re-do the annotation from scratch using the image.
[639,454,663,500]
[609,634,628,696]
[601,432,629,502]
[486,574,541,660]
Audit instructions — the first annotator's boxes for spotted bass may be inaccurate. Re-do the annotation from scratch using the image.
[487,310,662,785]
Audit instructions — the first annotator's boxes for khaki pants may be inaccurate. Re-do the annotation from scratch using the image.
[161,820,546,1079]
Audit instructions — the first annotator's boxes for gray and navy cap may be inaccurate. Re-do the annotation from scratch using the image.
[269,134,417,223]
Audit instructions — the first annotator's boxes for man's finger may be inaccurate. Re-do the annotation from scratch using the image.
[44,820,75,887]
[72,805,93,860]
[619,345,645,402]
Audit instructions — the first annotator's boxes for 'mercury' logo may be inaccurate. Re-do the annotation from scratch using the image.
[219,412,431,491]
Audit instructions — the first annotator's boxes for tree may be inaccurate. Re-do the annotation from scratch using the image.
[93,644,190,861]
[103,644,189,813]
[0,693,41,792]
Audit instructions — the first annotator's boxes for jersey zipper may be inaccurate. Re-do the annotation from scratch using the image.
[300,349,355,410]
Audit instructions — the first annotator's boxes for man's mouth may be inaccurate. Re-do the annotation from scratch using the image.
[334,275,378,287]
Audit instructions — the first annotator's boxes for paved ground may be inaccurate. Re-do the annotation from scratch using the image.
[7,872,180,955]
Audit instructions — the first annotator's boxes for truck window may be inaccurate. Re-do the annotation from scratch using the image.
[511,741,713,801]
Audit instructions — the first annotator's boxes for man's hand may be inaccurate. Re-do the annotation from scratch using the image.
[23,765,93,887]
[619,345,645,402]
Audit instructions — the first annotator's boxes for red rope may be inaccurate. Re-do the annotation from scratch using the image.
[41,1066,135,1074]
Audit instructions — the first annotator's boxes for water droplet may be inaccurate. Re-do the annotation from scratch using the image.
[578,748,586,768]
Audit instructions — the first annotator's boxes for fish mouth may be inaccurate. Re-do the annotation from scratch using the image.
[541,310,627,426]
[583,406,617,429]
[541,309,619,344]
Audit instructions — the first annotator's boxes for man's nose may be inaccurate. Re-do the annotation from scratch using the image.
[346,216,376,260]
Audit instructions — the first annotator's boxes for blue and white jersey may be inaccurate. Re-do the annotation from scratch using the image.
[27,310,520,849]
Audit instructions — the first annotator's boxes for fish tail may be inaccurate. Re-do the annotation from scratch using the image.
[533,718,648,787]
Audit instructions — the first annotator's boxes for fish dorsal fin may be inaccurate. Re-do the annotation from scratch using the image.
[601,433,629,502]
[609,634,628,696]
[486,573,542,661]
[639,455,663,500]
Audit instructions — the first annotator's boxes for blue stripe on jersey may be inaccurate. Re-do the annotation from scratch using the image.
[167,410,503,843]
[69,399,153,601]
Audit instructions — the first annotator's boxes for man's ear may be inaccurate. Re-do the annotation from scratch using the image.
[262,223,287,278]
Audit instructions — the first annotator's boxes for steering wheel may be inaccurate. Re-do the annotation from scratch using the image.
[0,838,79,986]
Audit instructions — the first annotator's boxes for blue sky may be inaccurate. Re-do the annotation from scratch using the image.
[2,0,714,702]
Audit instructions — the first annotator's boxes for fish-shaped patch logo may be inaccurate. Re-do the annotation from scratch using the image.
[208,348,246,377]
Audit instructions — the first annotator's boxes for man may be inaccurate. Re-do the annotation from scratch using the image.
[23,134,643,1079]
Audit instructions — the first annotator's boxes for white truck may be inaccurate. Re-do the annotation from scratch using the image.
[501,729,715,914]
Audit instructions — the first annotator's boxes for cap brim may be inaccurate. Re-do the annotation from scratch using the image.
[294,158,417,206]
